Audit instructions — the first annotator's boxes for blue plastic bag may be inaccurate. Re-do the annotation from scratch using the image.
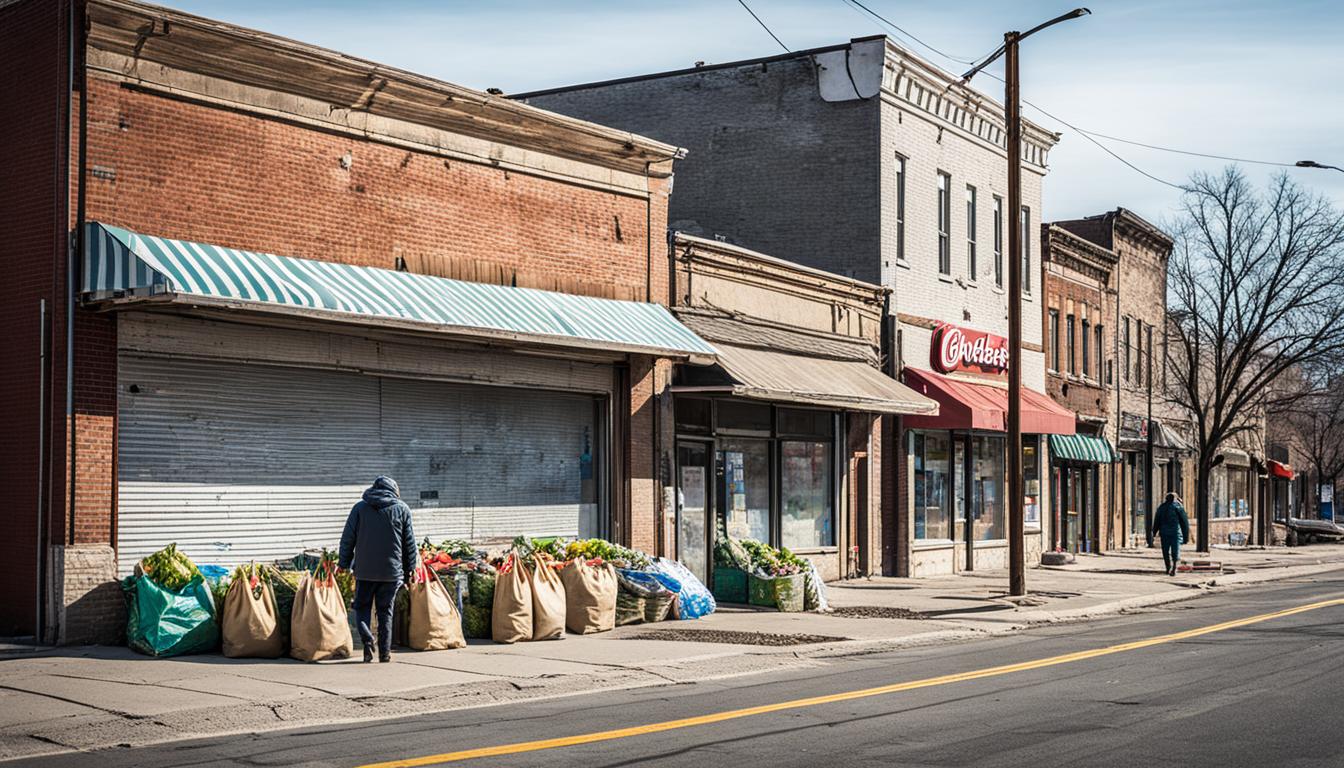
[615,568,678,597]
[651,558,716,620]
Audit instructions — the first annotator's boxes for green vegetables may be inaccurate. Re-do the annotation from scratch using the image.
[563,538,651,569]
[738,538,807,576]
[139,543,203,591]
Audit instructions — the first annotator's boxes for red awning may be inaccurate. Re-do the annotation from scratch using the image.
[900,368,1076,435]
[1268,460,1295,479]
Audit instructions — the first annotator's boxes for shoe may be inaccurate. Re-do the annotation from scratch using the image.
[363,645,375,663]
[379,653,392,663]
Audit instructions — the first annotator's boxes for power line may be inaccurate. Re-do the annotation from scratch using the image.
[1053,129,1299,168]
[735,0,789,53]
[839,0,981,65]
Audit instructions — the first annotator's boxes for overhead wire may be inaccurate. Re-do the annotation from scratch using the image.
[735,0,790,53]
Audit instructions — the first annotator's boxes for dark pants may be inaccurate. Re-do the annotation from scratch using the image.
[353,579,399,655]
[1160,535,1181,574]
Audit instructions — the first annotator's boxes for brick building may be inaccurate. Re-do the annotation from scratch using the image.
[519,36,1074,577]
[1041,224,1119,553]
[0,0,717,641]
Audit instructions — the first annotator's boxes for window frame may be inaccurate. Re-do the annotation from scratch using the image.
[965,184,978,281]
[937,171,952,275]
[1066,313,1076,375]
[1020,205,1032,294]
[1081,317,1091,378]
[1048,309,1060,373]
[992,195,1004,288]
[1123,317,1131,383]
[1095,323,1105,384]
[895,154,907,265]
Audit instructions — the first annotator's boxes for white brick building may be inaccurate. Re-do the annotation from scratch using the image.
[520,35,1069,577]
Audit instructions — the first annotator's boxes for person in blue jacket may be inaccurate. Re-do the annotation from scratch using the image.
[339,476,417,663]
[1150,492,1191,577]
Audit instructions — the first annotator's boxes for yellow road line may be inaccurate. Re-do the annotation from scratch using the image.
[359,597,1344,768]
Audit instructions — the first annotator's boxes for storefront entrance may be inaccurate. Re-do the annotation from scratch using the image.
[1054,466,1097,553]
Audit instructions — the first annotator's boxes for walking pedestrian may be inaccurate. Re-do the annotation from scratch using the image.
[339,476,417,663]
[1150,492,1191,577]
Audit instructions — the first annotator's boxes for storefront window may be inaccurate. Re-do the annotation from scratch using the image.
[1128,452,1147,538]
[973,434,1006,540]
[1228,468,1249,517]
[720,439,771,542]
[781,441,833,549]
[1210,464,1228,518]
[1023,437,1040,527]
[913,431,952,540]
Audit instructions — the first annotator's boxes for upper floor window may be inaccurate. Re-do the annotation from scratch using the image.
[1081,318,1091,378]
[992,195,1004,288]
[937,172,951,275]
[966,185,978,281]
[1144,323,1153,387]
[1123,317,1132,382]
[895,155,907,264]
[1096,324,1106,384]
[1066,314,1076,375]
[1135,321,1145,385]
[1048,309,1060,372]
[1020,206,1032,294]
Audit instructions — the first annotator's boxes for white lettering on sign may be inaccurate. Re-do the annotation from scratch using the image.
[933,324,1009,374]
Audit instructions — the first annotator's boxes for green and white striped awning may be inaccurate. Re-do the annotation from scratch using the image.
[1049,433,1118,464]
[81,222,717,361]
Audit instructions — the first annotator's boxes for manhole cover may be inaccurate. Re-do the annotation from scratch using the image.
[625,629,848,646]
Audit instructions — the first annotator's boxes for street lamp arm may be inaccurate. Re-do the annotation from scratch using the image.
[959,8,1091,84]
[1297,160,1344,174]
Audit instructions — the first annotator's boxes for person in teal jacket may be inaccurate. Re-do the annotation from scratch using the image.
[1150,492,1191,576]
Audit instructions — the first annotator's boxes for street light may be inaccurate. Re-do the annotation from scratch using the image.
[1297,160,1344,173]
[961,8,1091,598]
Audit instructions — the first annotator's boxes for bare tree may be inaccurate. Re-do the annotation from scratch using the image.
[1273,375,1344,518]
[1166,167,1344,551]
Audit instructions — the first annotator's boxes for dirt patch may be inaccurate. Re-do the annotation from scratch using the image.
[625,629,849,646]
[828,606,928,621]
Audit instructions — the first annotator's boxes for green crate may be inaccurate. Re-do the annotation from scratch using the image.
[712,567,749,604]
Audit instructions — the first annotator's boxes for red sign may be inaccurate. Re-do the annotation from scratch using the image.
[932,323,1009,374]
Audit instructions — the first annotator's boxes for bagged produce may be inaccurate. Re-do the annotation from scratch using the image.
[644,592,675,622]
[463,569,496,639]
[650,559,716,620]
[615,590,646,626]
[803,560,831,613]
[560,559,616,634]
[290,560,353,662]
[408,567,466,651]
[615,568,677,598]
[528,555,566,641]
[749,572,805,612]
[123,569,220,658]
[221,563,282,658]
[491,554,533,644]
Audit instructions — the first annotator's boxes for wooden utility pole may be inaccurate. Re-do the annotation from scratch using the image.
[1005,30,1025,597]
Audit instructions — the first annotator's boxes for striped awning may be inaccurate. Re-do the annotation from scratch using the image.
[81,222,717,361]
[1049,433,1118,464]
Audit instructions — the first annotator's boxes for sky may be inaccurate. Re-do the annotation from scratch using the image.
[164,0,1344,228]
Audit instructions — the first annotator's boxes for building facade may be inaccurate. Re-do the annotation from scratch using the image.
[520,36,1072,577]
[667,235,935,583]
[1,0,718,641]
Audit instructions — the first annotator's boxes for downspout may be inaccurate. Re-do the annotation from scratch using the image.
[645,161,653,303]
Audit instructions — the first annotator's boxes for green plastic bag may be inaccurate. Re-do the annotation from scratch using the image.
[123,573,220,657]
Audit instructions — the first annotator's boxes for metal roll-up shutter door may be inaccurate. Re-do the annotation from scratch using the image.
[117,354,601,574]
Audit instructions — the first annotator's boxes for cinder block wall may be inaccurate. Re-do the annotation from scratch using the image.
[522,58,884,284]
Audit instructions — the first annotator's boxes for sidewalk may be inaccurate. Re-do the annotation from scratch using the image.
[3,543,1342,762]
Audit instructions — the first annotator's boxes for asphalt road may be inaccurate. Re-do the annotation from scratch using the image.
[25,574,1344,768]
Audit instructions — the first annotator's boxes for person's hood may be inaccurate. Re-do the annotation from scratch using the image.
[362,476,402,509]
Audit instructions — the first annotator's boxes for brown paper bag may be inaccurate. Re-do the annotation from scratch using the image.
[409,571,466,651]
[289,570,353,662]
[221,566,283,658]
[560,560,616,634]
[529,555,567,641]
[491,555,533,644]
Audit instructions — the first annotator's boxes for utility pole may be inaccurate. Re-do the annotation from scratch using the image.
[961,8,1090,598]
[1004,31,1025,596]
[1145,326,1154,548]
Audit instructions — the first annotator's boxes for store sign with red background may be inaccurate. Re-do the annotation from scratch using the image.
[931,323,1009,375]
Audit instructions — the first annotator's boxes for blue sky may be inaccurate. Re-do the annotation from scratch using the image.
[166,0,1344,227]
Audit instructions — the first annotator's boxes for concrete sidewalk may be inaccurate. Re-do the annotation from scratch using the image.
[3,543,1342,762]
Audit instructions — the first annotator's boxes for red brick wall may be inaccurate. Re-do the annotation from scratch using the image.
[0,0,70,637]
[83,77,669,303]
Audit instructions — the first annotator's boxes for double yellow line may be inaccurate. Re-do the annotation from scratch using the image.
[360,597,1344,767]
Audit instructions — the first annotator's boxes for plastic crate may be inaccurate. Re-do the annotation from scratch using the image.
[712,567,749,604]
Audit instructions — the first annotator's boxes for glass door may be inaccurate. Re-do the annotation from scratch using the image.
[676,442,713,585]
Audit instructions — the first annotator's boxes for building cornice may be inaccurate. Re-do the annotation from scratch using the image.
[1044,224,1117,285]
[882,41,1060,171]
[86,0,681,178]
[673,233,888,308]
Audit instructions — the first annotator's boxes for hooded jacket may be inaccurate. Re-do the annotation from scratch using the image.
[338,476,417,583]
[1152,499,1191,544]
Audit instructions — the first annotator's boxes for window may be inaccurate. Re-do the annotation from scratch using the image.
[1095,324,1105,383]
[937,172,951,275]
[1211,464,1229,518]
[1123,317,1131,382]
[1228,467,1249,517]
[1145,324,1153,388]
[1020,206,1032,294]
[1136,322,1145,385]
[992,195,1004,288]
[972,434,1006,540]
[717,400,772,433]
[1023,436,1041,527]
[781,441,834,548]
[966,185,977,280]
[895,155,907,263]
[719,439,771,542]
[1066,314,1076,375]
[1081,318,1091,377]
[912,430,952,540]
[675,397,711,433]
[1048,310,1060,372]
